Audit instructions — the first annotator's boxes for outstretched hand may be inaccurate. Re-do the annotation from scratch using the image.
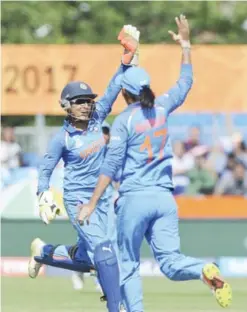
[168,14,190,46]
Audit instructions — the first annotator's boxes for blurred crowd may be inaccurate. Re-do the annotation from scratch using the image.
[1,127,23,189]
[172,127,247,196]
[1,125,247,196]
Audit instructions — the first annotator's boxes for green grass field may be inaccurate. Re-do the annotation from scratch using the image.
[2,277,246,312]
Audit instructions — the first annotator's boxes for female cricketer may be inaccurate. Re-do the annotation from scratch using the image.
[28,25,140,312]
[78,15,232,312]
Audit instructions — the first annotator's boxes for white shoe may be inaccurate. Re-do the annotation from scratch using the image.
[120,305,126,312]
[94,277,103,293]
[28,238,45,278]
[96,282,103,293]
[72,272,84,290]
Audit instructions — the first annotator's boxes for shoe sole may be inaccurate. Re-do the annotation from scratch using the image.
[28,258,40,278]
[28,238,43,278]
[203,263,232,308]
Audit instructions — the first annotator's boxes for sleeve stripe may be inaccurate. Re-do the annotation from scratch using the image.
[127,107,140,134]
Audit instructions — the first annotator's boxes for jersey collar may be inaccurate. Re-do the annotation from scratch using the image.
[63,120,86,134]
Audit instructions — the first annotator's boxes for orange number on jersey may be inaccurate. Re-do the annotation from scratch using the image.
[140,128,167,163]
[140,135,153,163]
[154,128,167,159]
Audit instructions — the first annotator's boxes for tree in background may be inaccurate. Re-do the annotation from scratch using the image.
[2,1,247,44]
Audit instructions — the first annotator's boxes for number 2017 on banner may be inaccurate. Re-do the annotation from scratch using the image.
[4,65,78,94]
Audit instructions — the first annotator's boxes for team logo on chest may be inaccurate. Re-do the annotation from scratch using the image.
[71,135,84,149]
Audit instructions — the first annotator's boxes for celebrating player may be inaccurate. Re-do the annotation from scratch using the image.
[28,25,140,312]
[71,121,113,293]
[78,15,232,311]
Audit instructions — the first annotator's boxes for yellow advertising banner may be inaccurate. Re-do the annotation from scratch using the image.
[2,44,247,115]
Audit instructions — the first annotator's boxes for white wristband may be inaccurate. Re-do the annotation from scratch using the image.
[181,40,191,49]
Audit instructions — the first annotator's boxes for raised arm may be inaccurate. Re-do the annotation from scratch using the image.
[156,15,192,115]
[95,25,140,123]
[95,64,129,123]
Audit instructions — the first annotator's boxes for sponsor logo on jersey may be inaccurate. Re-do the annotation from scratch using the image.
[74,137,84,149]
[111,136,121,141]
[79,137,105,159]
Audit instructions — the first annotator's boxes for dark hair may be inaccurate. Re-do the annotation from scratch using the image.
[102,126,110,136]
[124,86,155,109]
[139,86,155,109]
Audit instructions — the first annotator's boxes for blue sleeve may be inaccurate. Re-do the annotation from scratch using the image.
[37,131,64,194]
[155,64,193,115]
[100,115,128,179]
[113,169,122,182]
[95,64,129,123]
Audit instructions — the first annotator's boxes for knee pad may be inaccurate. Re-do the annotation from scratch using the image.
[35,244,95,274]
[42,244,61,258]
[68,244,79,260]
[94,240,121,312]
[94,240,117,264]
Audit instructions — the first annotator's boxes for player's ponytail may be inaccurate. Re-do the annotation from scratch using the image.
[139,86,155,109]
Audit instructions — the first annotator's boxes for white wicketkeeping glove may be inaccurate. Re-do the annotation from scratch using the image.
[38,190,61,225]
[118,24,140,66]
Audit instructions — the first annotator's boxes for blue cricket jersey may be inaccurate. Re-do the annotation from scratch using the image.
[100,64,193,194]
[37,64,128,201]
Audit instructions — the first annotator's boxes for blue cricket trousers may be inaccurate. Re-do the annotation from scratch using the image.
[115,190,205,312]
[47,197,109,265]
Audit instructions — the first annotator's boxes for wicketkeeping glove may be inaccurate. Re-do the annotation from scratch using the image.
[118,25,140,66]
[38,190,62,225]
